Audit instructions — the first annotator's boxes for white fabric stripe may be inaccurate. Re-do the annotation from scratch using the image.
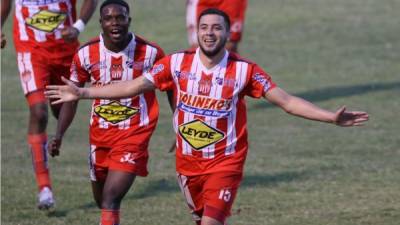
[176,173,198,218]
[89,145,97,181]
[48,3,62,39]
[15,3,29,41]
[201,52,228,158]
[119,49,131,129]
[170,53,186,153]
[139,45,156,127]
[23,52,38,92]
[182,53,201,155]
[17,53,28,93]
[28,6,46,42]
[186,0,199,45]
[17,52,37,93]
[99,41,110,129]
[226,61,248,155]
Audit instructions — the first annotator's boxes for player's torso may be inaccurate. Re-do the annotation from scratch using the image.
[13,0,78,50]
[172,49,251,174]
[79,35,160,146]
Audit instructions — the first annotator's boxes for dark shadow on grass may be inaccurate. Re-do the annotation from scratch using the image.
[130,178,179,199]
[251,81,400,110]
[46,210,68,218]
[241,170,309,188]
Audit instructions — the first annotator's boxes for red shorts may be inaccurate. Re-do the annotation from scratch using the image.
[16,51,74,106]
[89,144,149,182]
[186,0,247,45]
[177,172,243,223]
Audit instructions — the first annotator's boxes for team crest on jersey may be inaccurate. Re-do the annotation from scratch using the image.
[25,10,67,32]
[94,101,138,124]
[178,119,225,150]
[110,64,124,80]
[21,70,32,82]
[198,79,212,95]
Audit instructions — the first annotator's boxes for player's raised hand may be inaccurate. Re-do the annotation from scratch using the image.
[47,137,62,157]
[45,77,82,104]
[60,26,79,42]
[333,106,369,127]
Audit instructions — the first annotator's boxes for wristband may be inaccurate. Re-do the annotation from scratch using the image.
[72,19,85,33]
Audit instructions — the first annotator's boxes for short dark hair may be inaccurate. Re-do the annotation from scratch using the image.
[100,0,130,13]
[198,8,230,31]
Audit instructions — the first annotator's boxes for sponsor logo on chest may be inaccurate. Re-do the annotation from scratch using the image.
[25,10,66,32]
[178,119,225,150]
[94,101,139,124]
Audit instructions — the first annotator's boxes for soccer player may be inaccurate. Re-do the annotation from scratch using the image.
[0,0,97,209]
[186,0,247,53]
[46,8,369,225]
[47,0,166,224]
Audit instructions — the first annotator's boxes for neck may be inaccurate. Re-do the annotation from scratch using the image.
[103,33,132,53]
[199,48,226,69]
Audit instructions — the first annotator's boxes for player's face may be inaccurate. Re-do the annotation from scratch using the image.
[197,14,229,57]
[100,4,131,45]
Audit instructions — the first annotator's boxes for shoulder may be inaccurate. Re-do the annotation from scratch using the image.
[228,52,256,65]
[78,37,100,51]
[167,47,197,57]
[134,35,163,51]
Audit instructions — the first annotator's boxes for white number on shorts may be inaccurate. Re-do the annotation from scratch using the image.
[218,189,231,202]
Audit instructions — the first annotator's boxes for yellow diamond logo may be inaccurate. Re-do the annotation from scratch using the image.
[94,101,139,124]
[25,10,67,32]
[178,119,225,150]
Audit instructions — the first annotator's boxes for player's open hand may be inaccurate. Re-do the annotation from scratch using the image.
[47,137,62,157]
[61,26,79,42]
[333,106,369,127]
[45,77,82,104]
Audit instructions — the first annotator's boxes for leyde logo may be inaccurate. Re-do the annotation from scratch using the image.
[25,10,67,32]
[178,119,225,150]
[94,101,138,124]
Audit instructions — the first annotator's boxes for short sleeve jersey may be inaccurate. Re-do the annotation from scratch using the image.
[70,34,164,150]
[144,48,276,175]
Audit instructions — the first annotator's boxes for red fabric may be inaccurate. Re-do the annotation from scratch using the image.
[146,49,276,176]
[70,34,164,148]
[28,133,51,190]
[90,144,149,182]
[177,172,242,221]
[13,0,79,58]
[100,209,120,225]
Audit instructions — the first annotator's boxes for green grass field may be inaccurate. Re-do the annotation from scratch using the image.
[2,0,400,224]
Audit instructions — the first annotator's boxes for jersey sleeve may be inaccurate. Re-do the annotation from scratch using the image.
[243,64,276,98]
[69,53,90,84]
[143,55,174,91]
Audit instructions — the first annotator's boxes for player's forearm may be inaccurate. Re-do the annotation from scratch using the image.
[78,0,97,23]
[81,76,155,100]
[55,101,79,139]
[283,96,335,123]
[1,0,11,28]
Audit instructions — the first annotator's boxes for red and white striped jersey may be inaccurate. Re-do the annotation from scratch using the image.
[144,48,276,175]
[13,0,79,57]
[71,33,164,149]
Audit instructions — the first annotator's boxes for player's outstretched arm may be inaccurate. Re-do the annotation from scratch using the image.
[264,87,369,126]
[45,76,156,104]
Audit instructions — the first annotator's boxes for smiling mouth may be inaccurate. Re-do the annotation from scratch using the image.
[203,39,216,47]
[110,29,123,38]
